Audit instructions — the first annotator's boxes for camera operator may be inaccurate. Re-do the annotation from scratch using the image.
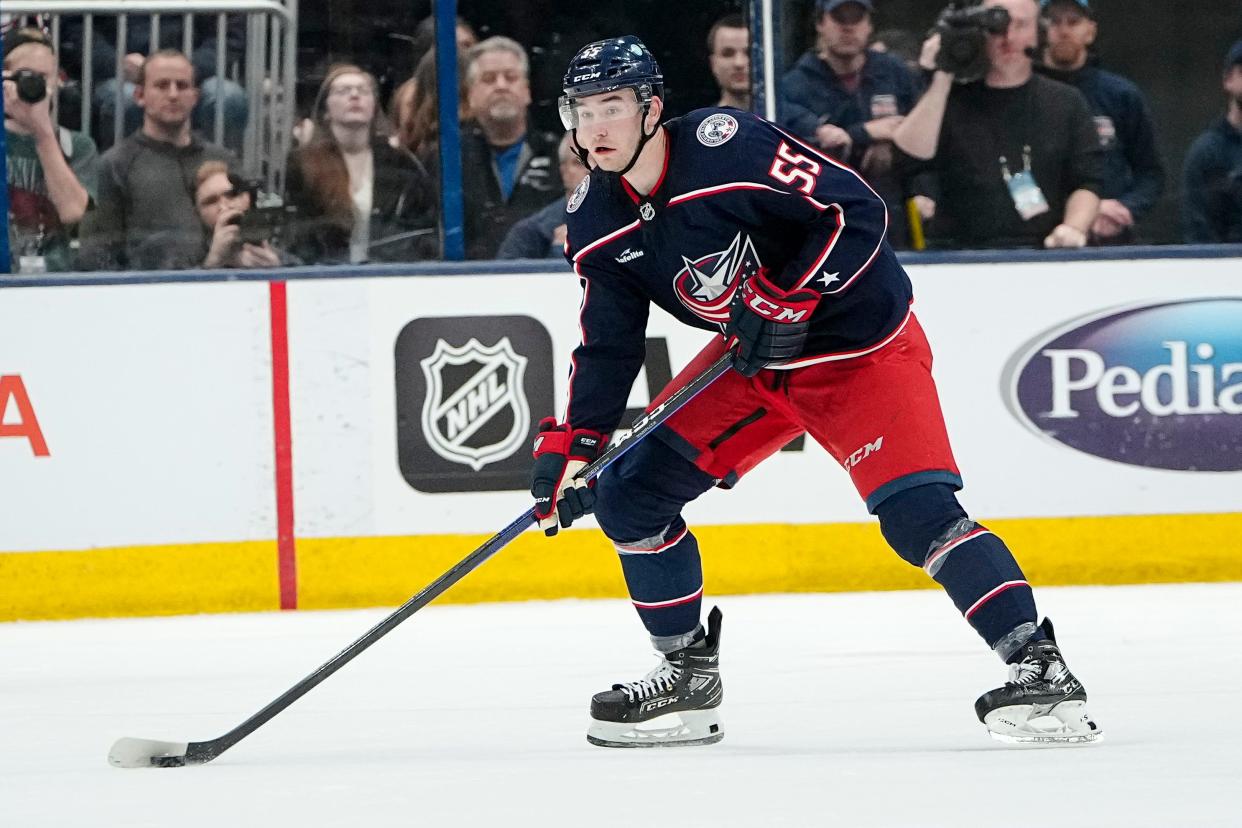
[1182,40,1242,244]
[193,161,285,269]
[3,27,99,273]
[893,0,1104,249]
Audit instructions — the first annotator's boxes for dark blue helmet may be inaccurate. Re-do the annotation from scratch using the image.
[559,36,663,129]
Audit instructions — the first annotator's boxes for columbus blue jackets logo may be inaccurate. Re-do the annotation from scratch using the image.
[696,113,739,147]
[567,174,590,213]
[672,232,762,323]
[419,337,530,471]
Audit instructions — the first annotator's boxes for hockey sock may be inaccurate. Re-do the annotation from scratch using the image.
[875,485,1037,657]
[614,517,704,642]
[926,520,1037,654]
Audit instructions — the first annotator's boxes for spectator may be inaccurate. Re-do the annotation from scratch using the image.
[392,48,471,168]
[893,0,1103,249]
[284,63,437,264]
[497,132,588,259]
[3,27,99,273]
[780,0,920,246]
[1039,0,1163,244]
[194,161,287,268]
[707,14,751,110]
[388,76,418,152]
[460,36,561,259]
[58,15,248,152]
[409,14,479,72]
[79,49,233,270]
[1182,40,1242,244]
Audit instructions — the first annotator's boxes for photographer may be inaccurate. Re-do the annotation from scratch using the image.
[1182,40,1242,244]
[194,161,286,269]
[893,0,1104,249]
[3,27,99,273]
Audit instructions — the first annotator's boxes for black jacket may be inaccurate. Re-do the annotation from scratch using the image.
[459,123,561,260]
[1182,117,1242,244]
[284,139,439,264]
[1039,63,1164,221]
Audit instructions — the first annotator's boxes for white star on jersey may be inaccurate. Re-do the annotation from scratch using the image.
[817,271,841,288]
[683,254,734,301]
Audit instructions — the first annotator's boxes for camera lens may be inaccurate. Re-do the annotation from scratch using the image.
[11,69,48,104]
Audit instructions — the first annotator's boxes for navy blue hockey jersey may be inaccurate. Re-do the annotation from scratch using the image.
[562,107,914,434]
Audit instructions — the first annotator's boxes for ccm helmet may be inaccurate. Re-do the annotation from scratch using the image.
[560,36,664,174]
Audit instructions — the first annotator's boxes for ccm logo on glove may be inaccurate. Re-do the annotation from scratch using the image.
[529,418,607,536]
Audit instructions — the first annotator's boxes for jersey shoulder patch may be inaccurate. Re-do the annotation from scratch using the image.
[696,112,740,147]
[566,174,590,213]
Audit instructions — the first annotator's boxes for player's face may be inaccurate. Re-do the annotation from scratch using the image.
[1044,4,1096,67]
[195,172,251,228]
[709,27,750,96]
[816,4,873,60]
[324,72,377,129]
[984,0,1039,70]
[136,55,198,129]
[571,89,647,171]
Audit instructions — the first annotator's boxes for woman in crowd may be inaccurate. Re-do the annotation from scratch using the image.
[392,49,471,169]
[193,161,288,269]
[285,63,438,264]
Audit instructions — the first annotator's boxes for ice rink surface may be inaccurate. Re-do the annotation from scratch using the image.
[4,582,1239,827]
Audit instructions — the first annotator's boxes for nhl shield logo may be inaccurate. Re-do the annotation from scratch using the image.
[419,337,530,471]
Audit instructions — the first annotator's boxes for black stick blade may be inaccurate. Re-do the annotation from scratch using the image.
[108,737,190,768]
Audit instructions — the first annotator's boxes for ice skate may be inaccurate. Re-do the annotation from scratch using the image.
[975,618,1102,746]
[586,606,724,748]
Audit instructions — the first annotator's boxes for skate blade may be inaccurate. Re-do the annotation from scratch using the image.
[587,709,723,748]
[984,700,1103,747]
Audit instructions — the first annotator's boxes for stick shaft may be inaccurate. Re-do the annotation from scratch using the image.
[186,350,734,763]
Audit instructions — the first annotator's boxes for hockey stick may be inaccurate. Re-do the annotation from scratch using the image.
[108,348,735,768]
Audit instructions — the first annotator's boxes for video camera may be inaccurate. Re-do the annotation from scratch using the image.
[221,175,297,246]
[934,1,1011,84]
[3,68,48,104]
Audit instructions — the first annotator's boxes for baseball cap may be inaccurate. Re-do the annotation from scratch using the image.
[1040,0,1093,16]
[1226,39,1242,71]
[816,0,874,15]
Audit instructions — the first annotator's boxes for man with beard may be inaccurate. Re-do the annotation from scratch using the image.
[1183,39,1242,243]
[894,0,1103,249]
[707,14,751,110]
[780,0,920,247]
[460,36,560,259]
[80,49,233,269]
[1039,0,1163,244]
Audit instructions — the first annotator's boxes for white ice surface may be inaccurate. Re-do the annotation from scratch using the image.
[3,584,1239,827]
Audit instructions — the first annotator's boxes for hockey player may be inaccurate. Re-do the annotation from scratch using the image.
[530,36,1101,749]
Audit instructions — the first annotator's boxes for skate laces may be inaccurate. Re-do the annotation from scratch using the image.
[616,657,681,704]
[1007,647,1068,687]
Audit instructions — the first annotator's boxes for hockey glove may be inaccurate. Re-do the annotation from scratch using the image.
[530,417,607,536]
[727,269,821,377]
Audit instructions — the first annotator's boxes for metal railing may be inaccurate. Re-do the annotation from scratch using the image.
[4,0,298,194]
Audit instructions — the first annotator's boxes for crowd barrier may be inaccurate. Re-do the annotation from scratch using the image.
[2,247,1240,621]
[5,0,298,190]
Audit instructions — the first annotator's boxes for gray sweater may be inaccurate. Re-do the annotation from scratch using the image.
[80,131,232,270]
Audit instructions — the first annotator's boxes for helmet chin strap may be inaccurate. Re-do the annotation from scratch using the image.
[615,104,658,178]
